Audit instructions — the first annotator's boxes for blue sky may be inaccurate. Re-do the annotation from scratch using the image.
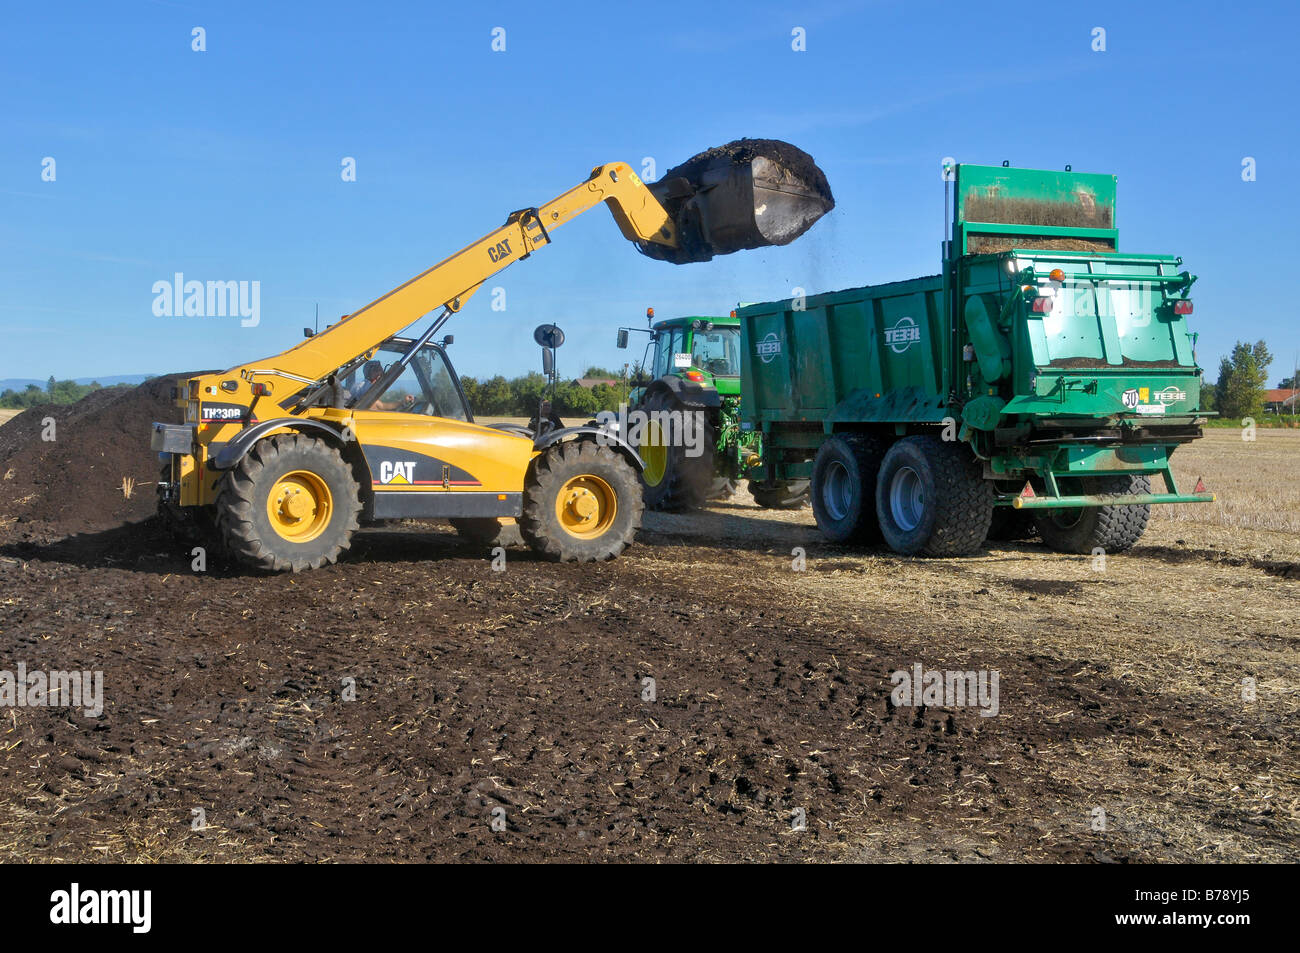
[1,0,1297,384]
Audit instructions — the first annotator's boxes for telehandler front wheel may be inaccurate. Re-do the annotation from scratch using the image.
[215,433,362,572]
[520,440,643,562]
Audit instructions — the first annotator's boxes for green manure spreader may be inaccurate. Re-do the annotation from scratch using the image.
[738,163,1215,557]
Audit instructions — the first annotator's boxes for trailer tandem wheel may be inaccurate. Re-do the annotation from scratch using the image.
[874,436,993,557]
[811,434,887,543]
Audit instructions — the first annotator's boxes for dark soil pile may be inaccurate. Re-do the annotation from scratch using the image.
[662,138,834,206]
[969,236,1115,254]
[963,195,1113,230]
[0,375,191,537]
[639,138,834,264]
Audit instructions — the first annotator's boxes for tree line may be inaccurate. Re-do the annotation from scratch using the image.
[1209,340,1296,421]
[458,366,635,418]
[0,377,130,409]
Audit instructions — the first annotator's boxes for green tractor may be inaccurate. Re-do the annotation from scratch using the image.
[616,309,809,510]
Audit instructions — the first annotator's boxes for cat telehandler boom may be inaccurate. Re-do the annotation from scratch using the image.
[151,141,833,571]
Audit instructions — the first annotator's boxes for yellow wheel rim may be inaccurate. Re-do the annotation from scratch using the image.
[266,470,333,542]
[555,474,617,538]
[640,420,668,487]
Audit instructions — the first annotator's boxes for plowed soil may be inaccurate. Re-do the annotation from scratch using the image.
[0,393,1296,863]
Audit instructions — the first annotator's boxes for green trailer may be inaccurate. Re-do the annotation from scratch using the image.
[739,162,1214,556]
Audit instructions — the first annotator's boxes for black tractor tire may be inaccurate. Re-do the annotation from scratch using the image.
[1034,474,1152,554]
[985,507,1038,542]
[635,389,714,511]
[215,433,362,572]
[519,439,643,562]
[875,435,993,556]
[749,479,810,509]
[450,517,525,548]
[810,434,887,543]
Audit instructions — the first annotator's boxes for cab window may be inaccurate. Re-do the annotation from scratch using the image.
[349,345,469,419]
[691,327,741,376]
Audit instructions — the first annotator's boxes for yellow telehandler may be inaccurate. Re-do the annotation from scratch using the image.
[151,141,833,571]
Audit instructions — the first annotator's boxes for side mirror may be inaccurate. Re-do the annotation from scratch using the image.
[616,329,629,349]
[303,327,315,338]
[542,348,554,377]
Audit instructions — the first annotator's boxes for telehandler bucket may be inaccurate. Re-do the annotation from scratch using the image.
[638,139,834,264]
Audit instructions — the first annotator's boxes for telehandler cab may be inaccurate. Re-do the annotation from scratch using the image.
[151,142,833,571]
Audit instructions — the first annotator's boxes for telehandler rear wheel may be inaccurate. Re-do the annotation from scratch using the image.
[215,433,362,572]
[1034,474,1151,554]
[520,440,642,562]
[874,436,992,556]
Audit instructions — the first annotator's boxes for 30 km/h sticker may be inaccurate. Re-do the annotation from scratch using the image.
[1121,388,1141,409]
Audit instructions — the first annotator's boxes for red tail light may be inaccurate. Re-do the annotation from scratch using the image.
[685,370,705,382]
[1173,300,1193,314]
[1032,297,1053,313]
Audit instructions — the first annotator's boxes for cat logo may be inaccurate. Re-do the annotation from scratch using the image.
[487,238,512,263]
[379,460,416,484]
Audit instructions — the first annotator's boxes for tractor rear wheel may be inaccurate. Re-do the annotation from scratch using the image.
[520,440,642,562]
[749,479,810,509]
[451,517,525,548]
[215,433,361,572]
[874,436,992,556]
[811,434,886,543]
[636,390,714,511]
[1034,474,1151,554]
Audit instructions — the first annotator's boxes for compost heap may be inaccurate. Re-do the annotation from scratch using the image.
[0,375,192,538]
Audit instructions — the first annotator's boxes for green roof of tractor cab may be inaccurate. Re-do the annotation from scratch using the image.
[651,314,738,332]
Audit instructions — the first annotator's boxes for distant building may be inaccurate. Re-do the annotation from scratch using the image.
[1263,388,1300,414]
[574,378,618,389]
